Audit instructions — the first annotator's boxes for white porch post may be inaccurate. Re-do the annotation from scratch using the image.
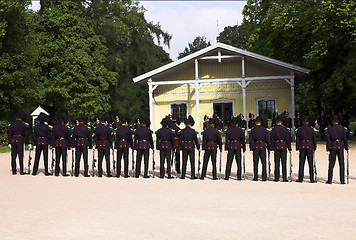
[148,78,157,134]
[241,57,247,118]
[195,59,201,138]
[290,73,295,137]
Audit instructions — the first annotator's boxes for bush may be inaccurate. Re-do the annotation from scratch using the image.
[0,120,10,146]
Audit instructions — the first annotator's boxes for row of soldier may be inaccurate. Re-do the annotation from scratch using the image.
[8,110,349,184]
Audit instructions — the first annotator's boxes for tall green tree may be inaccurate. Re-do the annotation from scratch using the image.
[178,36,211,59]
[217,24,251,50]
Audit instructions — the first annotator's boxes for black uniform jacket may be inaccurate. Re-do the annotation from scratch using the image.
[115,125,133,149]
[8,120,29,144]
[225,125,245,151]
[203,126,222,151]
[270,125,291,151]
[73,124,92,147]
[33,123,51,146]
[134,126,153,150]
[326,124,348,151]
[156,127,174,150]
[249,125,269,151]
[179,126,199,150]
[51,123,71,147]
[170,124,181,149]
[296,125,316,150]
[95,123,112,148]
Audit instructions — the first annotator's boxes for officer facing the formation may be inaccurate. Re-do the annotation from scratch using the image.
[248,113,256,129]
[326,115,348,184]
[134,118,153,178]
[8,109,29,175]
[270,115,291,182]
[224,117,245,180]
[201,118,222,180]
[94,114,112,177]
[180,115,199,179]
[249,117,269,181]
[156,118,174,178]
[73,115,92,177]
[296,117,317,183]
[32,112,51,176]
[51,113,71,176]
[115,116,133,178]
[171,116,181,174]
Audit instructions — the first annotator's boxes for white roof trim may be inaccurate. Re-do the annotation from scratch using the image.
[133,42,310,83]
[30,106,49,116]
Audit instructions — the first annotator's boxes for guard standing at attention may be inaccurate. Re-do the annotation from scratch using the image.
[8,109,29,175]
[156,118,174,178]
[73,115,92,177]
[171,116,181,174]
[249,116,269,181]
[225,117,245,180]
[51,113,71,176]
[94,114,112,177]
[270,115,291,182]
[115,116,132,178]
[32,112,51,176]
[326,115,348,184]
[134,117,153,178]
[200,118,222,180]
[296,116,317,183]
[180,116,199,179]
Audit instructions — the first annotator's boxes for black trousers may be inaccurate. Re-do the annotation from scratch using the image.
[75,146,88,176]
[298,149,314,182]
[159,149,172,178]
[181,149,195,178]
[11,143,24,174]
[117,148,129,177]
[98,147,111,177]
[135,149,149,177]
[274,149,287,181]
[32,145,49,175]
[55,147,68,176]
[320,127,326,141]
[328,150,345,183]
[253,149,267,180]
[201,150,217,179]
[225,149,242,180]
[174,148,181,173]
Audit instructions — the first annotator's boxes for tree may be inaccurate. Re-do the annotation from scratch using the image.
[217,24,251,50]
[178,36,211,59]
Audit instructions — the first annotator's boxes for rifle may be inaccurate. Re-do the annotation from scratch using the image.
[268,151,271,180]
[347,150,350,184]
[51,148,55,175]
[112,148,116,177]
[71,148,75,176]
[132,149,135,177]
[92,148,96,177]
[289,150,293,182]
[219,150,222,180]
[28,146,32,174]
[152,149,155,178]
[198,149,201,178]
[243,151,246,180]
[313,151,317,183]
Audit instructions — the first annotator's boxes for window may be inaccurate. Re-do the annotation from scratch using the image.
[257,98,276,119]
[170,103,187,120]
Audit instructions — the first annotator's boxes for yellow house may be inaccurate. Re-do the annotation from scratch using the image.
[133,43,309,137]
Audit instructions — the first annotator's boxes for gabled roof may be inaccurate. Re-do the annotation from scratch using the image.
[30,106,49,116]
[133,42,310,83]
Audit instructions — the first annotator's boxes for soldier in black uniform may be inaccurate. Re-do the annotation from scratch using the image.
[115,116,132,178]
[270,115,291,182]
[171,116,181,174]
[238,114,247,129]
[203,115,209,131]
[94,114,112,177]
[180,116,199,179]
[72,115,92,177]
[225,117,245,180]
[296,117,317,183]
[8,109,29,175]
[112,115,121,130]
[294,111,302,129]
[248,113,256,129]
[249,116,269,181]
[317,110,328,141]
[283,112,292,129]
[134,117,153,178]
[200,118,222,180]
[271,111,278,128]
[156,118,174,178]
[326,115,349,184]
[32,113,51,176]
[51,113,71,176]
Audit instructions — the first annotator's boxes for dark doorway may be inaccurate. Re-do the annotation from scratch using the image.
[213,102,233,127]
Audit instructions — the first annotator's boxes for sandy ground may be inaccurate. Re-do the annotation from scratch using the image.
[0,143,355,240]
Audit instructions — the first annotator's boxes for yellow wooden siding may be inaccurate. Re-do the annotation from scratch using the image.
[200,62,242,79]
[245,59,290,77]
[158,65,195,81]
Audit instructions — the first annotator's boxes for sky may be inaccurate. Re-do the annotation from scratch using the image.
[30,1,247,60]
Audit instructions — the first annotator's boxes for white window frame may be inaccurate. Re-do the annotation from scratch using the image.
[210,98,235,116]
[169,100,189,119]
[256,96,278,119]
